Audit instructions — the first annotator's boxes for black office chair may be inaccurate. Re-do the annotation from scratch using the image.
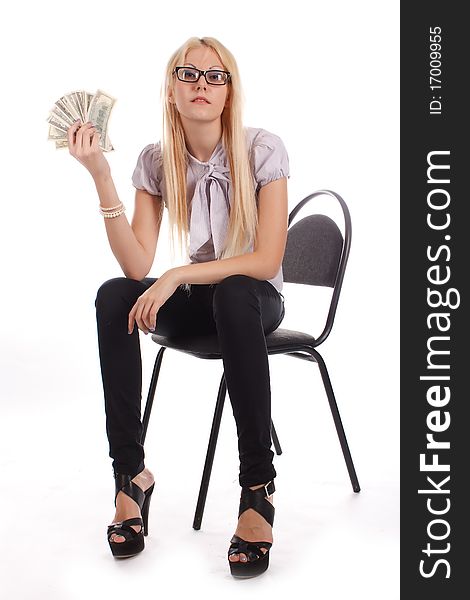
[141,189,360,531]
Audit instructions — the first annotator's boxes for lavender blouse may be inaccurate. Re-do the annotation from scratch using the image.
[131,127,290,293]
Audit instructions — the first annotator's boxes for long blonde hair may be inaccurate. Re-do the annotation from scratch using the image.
[160,36,258,263]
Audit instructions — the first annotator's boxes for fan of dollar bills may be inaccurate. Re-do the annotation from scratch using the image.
[47,89,115,152]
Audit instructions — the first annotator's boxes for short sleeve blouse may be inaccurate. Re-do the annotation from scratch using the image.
[131,141,164,198]
[131,127,290,292]
[248,128,290,194]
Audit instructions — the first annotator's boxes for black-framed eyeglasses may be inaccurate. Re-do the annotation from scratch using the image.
[173,66,231,86]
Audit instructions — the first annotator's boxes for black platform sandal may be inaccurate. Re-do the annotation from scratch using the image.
[107,472,155,558]
[228,480,275,578]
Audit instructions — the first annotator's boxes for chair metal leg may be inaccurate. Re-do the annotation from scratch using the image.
[193,373,227,530]
[310,348,361,493]
[271,419,282,455]
[141,346,166,445]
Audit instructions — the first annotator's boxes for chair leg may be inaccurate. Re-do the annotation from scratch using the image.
[271,419,282,455]
[141,346,166,445]
[310,348,361,492]
[193,373,227,531]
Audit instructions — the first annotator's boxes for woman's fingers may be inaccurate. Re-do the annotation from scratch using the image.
[91,126,101,149]
[128,298,159,334]
[128,313,134,334]
[78,122,96,151]
[67,119,82,150]
[129,301,147,334]
[128,304,137,334]
[67,120,96,153]
[137,304,155,333]
[143,301,158,331]
[135,306,147,334]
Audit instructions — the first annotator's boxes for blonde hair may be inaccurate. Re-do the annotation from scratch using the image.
[160,36,258,263]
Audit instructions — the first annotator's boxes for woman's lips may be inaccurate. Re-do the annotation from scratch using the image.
[192,98,210,103]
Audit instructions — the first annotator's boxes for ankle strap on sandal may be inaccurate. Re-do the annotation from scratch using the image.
[241,480,275,498]
[114,472,145,509]
[238,480,276,526]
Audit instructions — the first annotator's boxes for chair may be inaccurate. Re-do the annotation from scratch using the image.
[141,189,360,531]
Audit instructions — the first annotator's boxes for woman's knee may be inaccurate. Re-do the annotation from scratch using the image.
[95,277,141,316]
[213,275,258,320]
[214,274,255,299]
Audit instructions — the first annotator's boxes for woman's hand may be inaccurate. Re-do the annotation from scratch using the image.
[67,120,111,180]
[128,270,181,335]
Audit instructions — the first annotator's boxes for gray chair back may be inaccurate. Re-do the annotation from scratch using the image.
[280,190,352,346]
[282,214,343,288]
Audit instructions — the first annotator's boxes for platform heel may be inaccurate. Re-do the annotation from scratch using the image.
[107,471,155,558]
[228,480,275,578]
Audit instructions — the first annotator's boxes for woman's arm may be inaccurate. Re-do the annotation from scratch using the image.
[66,121,163,281]
[172,177,288,285]
[95,175,164,280]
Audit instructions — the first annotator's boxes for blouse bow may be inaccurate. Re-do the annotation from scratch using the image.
[189,161,232,260]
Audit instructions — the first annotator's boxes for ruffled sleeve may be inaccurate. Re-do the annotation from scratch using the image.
[250,128,290,194]
[131,142,163,197]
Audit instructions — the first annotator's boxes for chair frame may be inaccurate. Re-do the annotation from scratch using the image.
[141,189,360,531]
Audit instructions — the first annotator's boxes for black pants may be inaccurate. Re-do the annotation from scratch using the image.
[95,273,285,488]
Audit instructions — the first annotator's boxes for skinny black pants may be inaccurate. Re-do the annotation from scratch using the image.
[95,274,285,488]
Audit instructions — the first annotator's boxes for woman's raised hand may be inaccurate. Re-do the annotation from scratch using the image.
[67,120,111,180]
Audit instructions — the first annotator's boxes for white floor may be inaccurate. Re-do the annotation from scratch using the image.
[1,321,399,600]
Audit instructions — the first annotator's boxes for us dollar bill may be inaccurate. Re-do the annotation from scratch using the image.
[47,89,116,152]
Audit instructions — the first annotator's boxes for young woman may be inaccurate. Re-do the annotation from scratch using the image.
[67,36,289,578]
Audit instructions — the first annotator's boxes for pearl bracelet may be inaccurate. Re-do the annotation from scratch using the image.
[99,203,126,218]
[99,202,123,212]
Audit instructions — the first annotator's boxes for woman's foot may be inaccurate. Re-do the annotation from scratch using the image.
[109,468,155,543]
[228,483,274,564]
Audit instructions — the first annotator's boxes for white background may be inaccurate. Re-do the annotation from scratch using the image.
[0,1,399,597]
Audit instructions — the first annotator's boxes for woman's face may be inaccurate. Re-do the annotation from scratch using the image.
[169,46,230,124]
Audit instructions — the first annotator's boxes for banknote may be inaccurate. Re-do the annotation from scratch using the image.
[47,89,115,152]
